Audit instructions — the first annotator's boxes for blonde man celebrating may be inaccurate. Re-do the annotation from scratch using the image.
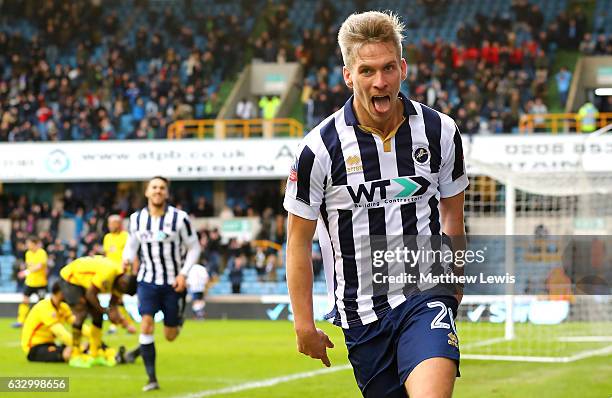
[284,11,468,398]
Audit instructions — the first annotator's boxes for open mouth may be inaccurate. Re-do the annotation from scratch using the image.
[371,95,391,114]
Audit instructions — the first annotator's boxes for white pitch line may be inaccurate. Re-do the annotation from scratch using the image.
[462,354,569,363]
[463,344,612,363]
[462,337,506,350]
[172,364,352,398]
[565,344,612,362]
[558,336,612,343]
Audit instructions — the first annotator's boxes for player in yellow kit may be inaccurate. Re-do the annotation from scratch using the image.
[59,256,137,367]
[103,215,129,263]
[15,237,48,328]
[21,282,73,362]
[103,215,137,334]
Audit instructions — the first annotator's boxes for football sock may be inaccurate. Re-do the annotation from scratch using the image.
[140,334,156,382]
[72,327,83,353]
[90,325,103,356]
[17,303,29,324]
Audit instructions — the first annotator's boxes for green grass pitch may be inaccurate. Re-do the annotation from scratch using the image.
[1,319,610,397]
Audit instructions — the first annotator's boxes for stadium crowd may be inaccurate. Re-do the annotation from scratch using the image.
[286,0,612,133]
[0,0,256,141]
[0,0,610,140]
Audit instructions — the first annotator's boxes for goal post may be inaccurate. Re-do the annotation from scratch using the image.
[458,126,612,362]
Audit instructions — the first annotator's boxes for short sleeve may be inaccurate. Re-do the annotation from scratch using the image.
[283,143,326,220]
[439,124,469,198]
[179,213,199,246]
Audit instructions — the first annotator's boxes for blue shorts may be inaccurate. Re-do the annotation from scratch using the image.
[137,282,186,327]
[343,294,460,398]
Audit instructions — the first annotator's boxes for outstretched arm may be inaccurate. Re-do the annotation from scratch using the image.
[286,213,334,367]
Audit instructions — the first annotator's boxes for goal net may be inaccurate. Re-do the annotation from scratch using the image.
[458,127,612,362]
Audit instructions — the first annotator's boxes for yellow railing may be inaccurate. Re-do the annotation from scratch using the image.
[519,113,612,134]
[251,240,283,252]
[167,118,304,139]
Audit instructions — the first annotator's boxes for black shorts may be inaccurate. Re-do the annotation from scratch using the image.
[192,292,204,301]
[59,279,85,307]
[23,285,48,299]
[137,282,186,327]
[27,343,65,362]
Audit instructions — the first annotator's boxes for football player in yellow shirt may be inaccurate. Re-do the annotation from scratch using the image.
[103,215,136,334]
[103,215,129,264]
[15,237,48,327]
[59,255,137,367]
[21,282,73,362]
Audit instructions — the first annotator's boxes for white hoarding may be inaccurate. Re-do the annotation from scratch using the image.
[0,139,300,181]
[1,134,611,182]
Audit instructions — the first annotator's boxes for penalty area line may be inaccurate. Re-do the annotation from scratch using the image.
[172,364,352,398]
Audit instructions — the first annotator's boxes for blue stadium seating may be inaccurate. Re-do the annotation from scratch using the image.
[0,255,16,293]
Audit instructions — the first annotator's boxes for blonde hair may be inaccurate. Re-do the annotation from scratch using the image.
[337,11,405,69]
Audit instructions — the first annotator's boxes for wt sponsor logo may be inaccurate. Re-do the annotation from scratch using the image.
[345,177,430,208]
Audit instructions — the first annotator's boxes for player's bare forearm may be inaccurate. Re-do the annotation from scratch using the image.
[286,213,334,367]
[85,287,105,316]
[286,213,317,333]
[441,192,467,302]
[441,192,467,253]
[107,305,122,325]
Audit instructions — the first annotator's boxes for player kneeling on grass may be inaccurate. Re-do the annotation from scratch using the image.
[21,281,74,362]
[58,255,137,367]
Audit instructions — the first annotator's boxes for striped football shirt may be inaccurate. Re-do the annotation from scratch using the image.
[284,92,469,328]
[124,205,200,286]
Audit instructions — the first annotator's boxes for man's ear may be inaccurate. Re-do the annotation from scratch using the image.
[400,58,408,81]
[343,66,353,88]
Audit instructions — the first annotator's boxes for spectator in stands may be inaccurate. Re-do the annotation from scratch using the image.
[192,197,214,217]
[258,95,281,120]
[529,97,549,133]
[236,97,257,119]
[600,96,612,114]
[49,208,62,241]
[205,228,222,277]
[47,238,66,289]
[579,33,596,55]
[555,66,572,109]
[594,34,612,55]
[229,255,244,294]
[578,101,599,133]
[254,247,267,280]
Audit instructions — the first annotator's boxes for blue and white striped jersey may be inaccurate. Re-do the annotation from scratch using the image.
[284,92,469,328]
[123,205,201,286]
